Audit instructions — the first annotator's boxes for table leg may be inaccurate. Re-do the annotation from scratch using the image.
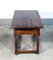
[32,35,36,47]
[32,35,39,54]
[36,36,39,54]
[14,31,18,54]
[14,29,22,54]
[14,35,22,54]
[17,35,22,50]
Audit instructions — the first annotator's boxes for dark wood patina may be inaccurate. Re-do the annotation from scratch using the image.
[11,10,43,54]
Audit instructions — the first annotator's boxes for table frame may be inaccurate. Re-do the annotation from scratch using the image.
[14,28,40,54]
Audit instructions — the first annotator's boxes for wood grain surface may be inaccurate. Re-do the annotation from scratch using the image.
[11,10,43,29]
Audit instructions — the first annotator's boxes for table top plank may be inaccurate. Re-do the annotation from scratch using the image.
[11,10,43,29]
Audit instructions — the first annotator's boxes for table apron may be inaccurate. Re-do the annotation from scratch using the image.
[14,29,40,36]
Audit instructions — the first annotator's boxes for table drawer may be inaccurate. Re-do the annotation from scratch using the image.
[15,29,39,35]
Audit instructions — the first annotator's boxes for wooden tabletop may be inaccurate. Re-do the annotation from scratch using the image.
[11,10,43,29]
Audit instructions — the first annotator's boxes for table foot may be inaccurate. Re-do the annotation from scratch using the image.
[36,50,39,54]
[15,50,18,55]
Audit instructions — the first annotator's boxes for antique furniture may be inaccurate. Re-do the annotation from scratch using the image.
[11,10,43,54]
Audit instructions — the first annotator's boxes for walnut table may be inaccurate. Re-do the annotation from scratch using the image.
[11,10,43,54]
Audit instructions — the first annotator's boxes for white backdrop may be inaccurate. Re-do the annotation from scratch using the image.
[0,0,53,18]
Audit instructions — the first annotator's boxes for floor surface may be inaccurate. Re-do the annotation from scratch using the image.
[0,25,53,60]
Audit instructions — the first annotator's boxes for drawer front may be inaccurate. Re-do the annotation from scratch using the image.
[15,29,39,35]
